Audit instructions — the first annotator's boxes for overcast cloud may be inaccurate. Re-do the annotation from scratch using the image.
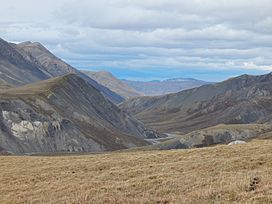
[0,0,272,81]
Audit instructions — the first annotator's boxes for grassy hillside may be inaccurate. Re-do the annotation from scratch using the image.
[1,139,272,203]
[0,74,68,97]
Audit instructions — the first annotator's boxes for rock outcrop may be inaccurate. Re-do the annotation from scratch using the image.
[228,140,246,145]
[143,124,271,150]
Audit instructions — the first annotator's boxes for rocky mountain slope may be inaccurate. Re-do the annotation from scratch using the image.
[15,41,124,104]
[121,73,272,133]
[81,70,141,99]
[122,78,211,96]
[0,38,50,88]
[0,74,161,154]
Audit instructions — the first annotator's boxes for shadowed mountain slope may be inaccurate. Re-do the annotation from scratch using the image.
[121,73,272,133]
[0,74,161,154]
[0,38,50,88]
[81,70,141,99]
[7,40,124,103]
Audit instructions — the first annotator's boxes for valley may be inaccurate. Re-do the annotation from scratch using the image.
[1,37,272,153]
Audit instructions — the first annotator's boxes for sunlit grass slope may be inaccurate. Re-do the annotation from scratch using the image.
[1,139,272,204]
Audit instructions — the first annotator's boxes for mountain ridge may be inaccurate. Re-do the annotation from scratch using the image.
[122,77,211,96]
[120,72,272,134]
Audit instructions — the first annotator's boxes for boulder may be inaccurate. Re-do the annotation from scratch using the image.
[228,140,246,146]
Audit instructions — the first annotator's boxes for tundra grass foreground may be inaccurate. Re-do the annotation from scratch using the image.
[1,140,272,204]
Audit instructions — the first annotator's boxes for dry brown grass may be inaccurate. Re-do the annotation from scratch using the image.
[1,139,272,204]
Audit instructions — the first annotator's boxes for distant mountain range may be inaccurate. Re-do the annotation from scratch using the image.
[82,69,212,98]
[122,78,212,96]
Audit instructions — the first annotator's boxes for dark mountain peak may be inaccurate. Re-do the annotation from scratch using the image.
[0,38,25,62]
[17,41,59,61]
[0,38,49,87]
[16,41,124,104]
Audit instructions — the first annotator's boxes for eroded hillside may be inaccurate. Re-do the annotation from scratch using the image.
[0,74,161,154]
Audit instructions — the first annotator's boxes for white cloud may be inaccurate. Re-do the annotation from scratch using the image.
[0,0,272,77]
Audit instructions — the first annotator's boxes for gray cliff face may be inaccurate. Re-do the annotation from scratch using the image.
[0,74,161,154]
[0,100,104,154]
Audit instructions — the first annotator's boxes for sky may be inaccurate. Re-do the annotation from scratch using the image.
[0,0,272,82]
